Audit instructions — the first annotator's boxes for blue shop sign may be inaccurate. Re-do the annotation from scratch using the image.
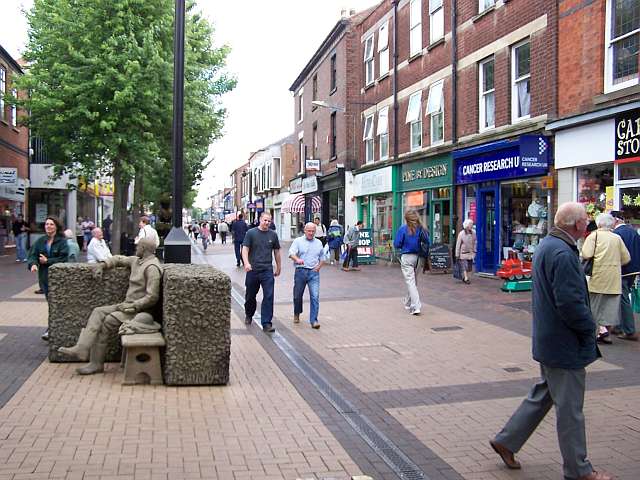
[454,135,550,185]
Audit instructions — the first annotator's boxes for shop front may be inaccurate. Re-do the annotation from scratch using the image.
[353,165,396,261]
[318,168,345,228]
[454,135,552,274]
[399,155,453,247]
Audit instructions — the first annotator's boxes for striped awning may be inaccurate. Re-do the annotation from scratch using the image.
[280,194,322,214]
[224,213,237,223]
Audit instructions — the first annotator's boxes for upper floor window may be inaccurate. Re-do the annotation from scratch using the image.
[406,90,422,151]
[427,81,444,145]
[479,57,495,130]
[0,66,5,121]
[10,88,17,126]
[312,74,318,103]
[479,0,495,13]
[272,157,281,188]
[410,0,423,57]
[378,22,390,77]
[363,114,374,164]
[511,40,531,122]
[605,0,640,92]
[377,106,389,160]
[330,53,337,91]
[299,137,305,173]
[429,0,444,44]
[330,112,337,158]
[364,35,375,86]
[312,122,318,159]
[297,90,304,122]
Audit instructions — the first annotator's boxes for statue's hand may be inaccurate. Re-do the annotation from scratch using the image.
[93,263,104,280]
[117,302,136,314]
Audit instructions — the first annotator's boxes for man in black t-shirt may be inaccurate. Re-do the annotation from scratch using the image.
[242,212,281,333]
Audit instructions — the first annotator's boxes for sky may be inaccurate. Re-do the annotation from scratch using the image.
[1,0,380,209]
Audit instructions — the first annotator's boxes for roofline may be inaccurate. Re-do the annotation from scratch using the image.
[546,101,640,131]
[289,19,350,93]
[0,44,24,74]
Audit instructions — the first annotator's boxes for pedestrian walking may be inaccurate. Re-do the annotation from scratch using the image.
[12,214,29,262]
[581,213,630,345]
[135,216,160,249]
[80,217,95,251]
[102,214,112,244]
[64,229,80,262]
[289,222,326,329]
[455,219,477,284]
[242,212,281,333]
[393,210,430,315]
[611,210,640,341]
[327,219,343,265]
[192,221,200,242]
[342,221,363,271]
[490,202,612,480]
[231,214,249,267]
[87,227,112,263]
[201,222,210,250]
[28,216,69,341]
[218,220,229,244]
[314,217,327,246]
[211,220,218,243]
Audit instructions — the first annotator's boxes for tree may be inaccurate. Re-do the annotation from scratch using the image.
[18,0,235,253]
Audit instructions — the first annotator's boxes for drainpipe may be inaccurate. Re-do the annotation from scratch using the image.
[393,0,399,163]
[450,0,459,244]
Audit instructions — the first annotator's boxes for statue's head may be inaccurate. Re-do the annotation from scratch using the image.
[135,237,156,259]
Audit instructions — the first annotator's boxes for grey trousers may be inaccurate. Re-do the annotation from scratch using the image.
[494,365,593,479]
[85,305,135,345]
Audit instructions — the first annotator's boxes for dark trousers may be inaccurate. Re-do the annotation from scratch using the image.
[245,269,275,326]
[221,232,227,244]
[620,275,636,334]
[234,241,243,265]
[342,245,359,268]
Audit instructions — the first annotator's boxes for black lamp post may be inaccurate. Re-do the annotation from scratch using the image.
[163,0,191,263]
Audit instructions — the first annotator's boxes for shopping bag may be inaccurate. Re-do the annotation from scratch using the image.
[452,259,463,280]
[632,283,640,314]
[340,245,348,262]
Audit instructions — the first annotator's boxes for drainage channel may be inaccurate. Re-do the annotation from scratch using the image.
[230,287,427,480]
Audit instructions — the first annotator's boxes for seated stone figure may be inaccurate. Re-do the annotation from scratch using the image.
[58,237,162,375]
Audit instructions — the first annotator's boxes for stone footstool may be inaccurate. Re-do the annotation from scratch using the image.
[121,333,165,385]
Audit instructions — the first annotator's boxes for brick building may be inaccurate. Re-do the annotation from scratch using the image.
[351,0,558,270]
[548,0,640,232]
[0,44,28,235]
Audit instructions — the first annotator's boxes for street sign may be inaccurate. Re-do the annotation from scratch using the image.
[305,158,320,171]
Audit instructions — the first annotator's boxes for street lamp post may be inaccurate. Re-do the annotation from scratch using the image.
[163,0,191,264]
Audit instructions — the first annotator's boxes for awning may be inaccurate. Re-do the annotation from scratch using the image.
[280,194,321,214]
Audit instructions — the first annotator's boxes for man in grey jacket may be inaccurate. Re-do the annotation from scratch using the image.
[490,202,611,480]
[342,220,363,272]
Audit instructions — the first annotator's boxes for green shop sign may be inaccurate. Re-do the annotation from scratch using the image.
[400,155,452,192]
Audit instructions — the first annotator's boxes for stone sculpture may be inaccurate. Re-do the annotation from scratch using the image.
[58,237,162,375]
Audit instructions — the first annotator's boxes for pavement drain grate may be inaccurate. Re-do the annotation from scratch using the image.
[503,367,524,373]
[430,326,463,332]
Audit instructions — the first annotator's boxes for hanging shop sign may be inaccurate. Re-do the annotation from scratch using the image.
[400,156,452,192]
[0,168,18,186]
[289,177,303,193]
[302,175,318,194]
[615,108,640,163]
[354,166,393,197]
[356,228,375,264]
[454,135,550,185]
[305,159,321,172]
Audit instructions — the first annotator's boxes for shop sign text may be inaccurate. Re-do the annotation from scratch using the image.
[615,109,640,162]
[354,166,393,196]
[302,175,318,194]
[0,168,18,186]
[356,228,375,264]
[289,177,303,193]
[402,164,447,182]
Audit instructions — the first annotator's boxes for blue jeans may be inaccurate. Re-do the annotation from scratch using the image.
[234,241,243,265]
[620,276,636,334]
[16,232,27,261]
[293,268,320,325]
[245,269,275,326]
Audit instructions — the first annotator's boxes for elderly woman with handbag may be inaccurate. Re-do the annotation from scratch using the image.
[582,213,631,344]
[455,219,477,284]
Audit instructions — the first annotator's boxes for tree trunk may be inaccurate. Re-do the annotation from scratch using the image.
[111,161,129,254]
[133,165,145,218]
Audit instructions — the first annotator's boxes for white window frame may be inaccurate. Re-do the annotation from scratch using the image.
[297,89,304,123]
[298,133,305,174]
[604,0,640,93]
[427,80,444,145]
[364,34,375,86]
[0,66,5,121]
[429,0,444,44]
[511,39,531,123]
[363,114,374,164]
[378,22,390,77]
[479,0,495,13]
[410,0,423,57]
[407,91,423,152]
[479,57,495,131]
[272,157,281,188]
[10,88,17,127]
[377,106,389,160]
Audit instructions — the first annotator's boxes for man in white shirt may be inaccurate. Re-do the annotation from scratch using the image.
[135,216,160,249]
[87,228,112,263]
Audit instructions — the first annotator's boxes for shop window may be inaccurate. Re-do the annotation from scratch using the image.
[511,40,531,122]
[378,22,390,77]
[605,0,640,92]
[377,106,389,160]
[479,57,495,131]
[577,164,614,217]
[618,160,640,181]
[363,114,374,164]
[464,184,478,224]
[373,194,394,261]
[410,0,422,57]
[620,185,640,229]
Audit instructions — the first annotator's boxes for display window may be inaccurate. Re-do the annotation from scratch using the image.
[29,189,69,233]
[372,194,393,260]
[402,190,429,228]
[463,184,477,223]
[620,186,640,230]
[501,178,549,261]
[577,163,614,219]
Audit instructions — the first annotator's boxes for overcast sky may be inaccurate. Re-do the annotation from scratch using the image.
[1,0,379,208]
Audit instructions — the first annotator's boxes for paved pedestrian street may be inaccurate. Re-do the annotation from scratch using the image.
[1,245,639,479]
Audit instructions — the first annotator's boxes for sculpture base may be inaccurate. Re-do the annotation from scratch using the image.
[163,226,191,264]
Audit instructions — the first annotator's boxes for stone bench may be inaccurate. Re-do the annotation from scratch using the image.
[121,333,165,385]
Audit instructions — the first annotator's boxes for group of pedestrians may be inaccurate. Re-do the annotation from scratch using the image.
[190,220,229,250]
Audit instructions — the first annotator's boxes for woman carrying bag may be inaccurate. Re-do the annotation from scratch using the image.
[455,219,477,284]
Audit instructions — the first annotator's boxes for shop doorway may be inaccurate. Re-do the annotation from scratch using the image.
[430,199,450,245]
[477,186,499,273]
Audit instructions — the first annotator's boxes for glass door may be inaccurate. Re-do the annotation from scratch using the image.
[477,186,499,273]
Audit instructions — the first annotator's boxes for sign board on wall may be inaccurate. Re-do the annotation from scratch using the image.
[354,166,393,197]
[302,175,318,194]
[0,168,18,186]
[400,156,452,192]
[615,108,640,163]
[305,159,320,171]
[289,177,303,193]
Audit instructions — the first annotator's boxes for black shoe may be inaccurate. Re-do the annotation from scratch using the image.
[262,323,275,333]
[244,316,252,325]
[41,330,49,341]
[236,263,241,267]
[35,289,44,294]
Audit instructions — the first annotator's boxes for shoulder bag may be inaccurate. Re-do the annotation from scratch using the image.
[582,232,597,276]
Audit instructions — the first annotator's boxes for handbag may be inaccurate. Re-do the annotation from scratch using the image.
[418,227,431,258]
[452,258,463,280]
[581,232,597,276]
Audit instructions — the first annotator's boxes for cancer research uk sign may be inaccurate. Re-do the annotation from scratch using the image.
[615,109,640,162]
[455,135,549,185]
